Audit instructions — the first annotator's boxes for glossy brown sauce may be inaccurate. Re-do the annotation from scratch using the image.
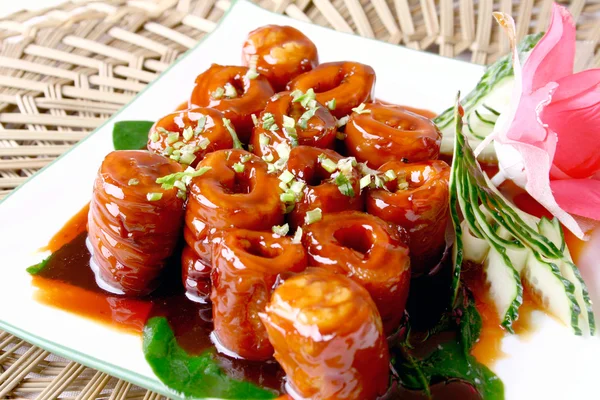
[30,161,587,398]
[32,206,285,392]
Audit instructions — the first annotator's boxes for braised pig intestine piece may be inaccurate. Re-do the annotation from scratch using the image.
[87,150,184,296]
[189,64,274,143]
[242,25,318,92]
[210,229,307,360]
[302,211,410,333]
[261,268,389,400]
[147,107,233,168]
[344,102,441,168]
[286,61,375,118]
[284,146,363,230]
[367,160,450,276]
[249,92,336,163]
[183,149,284,301]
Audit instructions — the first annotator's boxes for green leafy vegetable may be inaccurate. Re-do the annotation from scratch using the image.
[143,317,276,399]
[393,294,504,400]
[112,121,154,150]
[26,255,52,275]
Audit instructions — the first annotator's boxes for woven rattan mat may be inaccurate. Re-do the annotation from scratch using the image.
[1,0,599,398]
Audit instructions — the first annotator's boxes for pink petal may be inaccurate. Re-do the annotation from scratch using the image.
[509,142,590,239]
[522,3,576,94]
[543,73,600,178]
[551,178,600,220]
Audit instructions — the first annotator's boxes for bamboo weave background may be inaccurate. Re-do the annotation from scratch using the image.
[0,0,598,398]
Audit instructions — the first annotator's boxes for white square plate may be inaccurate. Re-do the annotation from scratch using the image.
[1,1,599,398]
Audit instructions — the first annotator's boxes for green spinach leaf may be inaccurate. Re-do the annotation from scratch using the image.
[112,120,154,150]
[392,294,504,400]
[26,254,52,275]
[143,317,276,399]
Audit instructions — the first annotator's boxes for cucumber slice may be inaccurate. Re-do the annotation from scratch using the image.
[483,243,523,332]
[538,217,595,335]
[435,33,543,161]
[522,252,581,335]
[462,221,490,264]
[497,226,528,275]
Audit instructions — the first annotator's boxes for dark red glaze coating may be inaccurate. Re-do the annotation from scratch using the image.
[189,64,275,142]
[147,107,233,167]
[367,160,450,276]
[211,229,307,360]
[242,25,318,92]
[287,61,375,118]
[87,151,184,296]
[250,92,336,162]
[261,268,389,400]
[303,211,410,333]
[344,103,441,168]
[285,146,363,230]
[183,149,284,300]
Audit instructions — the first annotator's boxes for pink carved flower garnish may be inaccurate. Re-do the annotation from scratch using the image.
[480,3,600,239]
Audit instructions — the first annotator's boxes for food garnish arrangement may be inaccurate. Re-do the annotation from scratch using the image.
[26,4,600,400]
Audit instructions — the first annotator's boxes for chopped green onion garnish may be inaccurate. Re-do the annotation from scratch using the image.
[279,170,294,184]
[304,208,322,225]
[164,146,174,156]
[150,131,159,142]
[246,69,259,80]
[174,180,186,191]
[397,180,409,190]
[180,152,196,165]
[279,181,289,191]
[212,87,224,99]
[259,133,270,146]
[170,154,181,162]
[251,114,259,127]
[352,103,371,114]
[128,178,139,186]
[335,173,355,197]
[326,99,336,110]
[262,113,276,130]
[176,190,186,200]
[292,227,303,244]
[156,166,212,190]
[269,124,279,131]
[384,169,397,181]
[262,154,274,162]
[282,115,295,129]
[280,192,296,203]
[291,88,316,108]
[183,126,194,141]
[337,157,357,175]
[173,141,185,150]
[166,131,180,144]
[240,154,252,163]
[290,180,305,194]
[298,107,318,129]
[360,175,371,190]
[147,192,163,201]
[224,82,237,98]
[232,162,245,173]
[222,118,243,149]
[198,137,210,150]
[318,155,338,173]
[336,116,349,128]
[275,142,291,160]
[272,223,290,236]
[373,175,385,188]
[194,116,206,136]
